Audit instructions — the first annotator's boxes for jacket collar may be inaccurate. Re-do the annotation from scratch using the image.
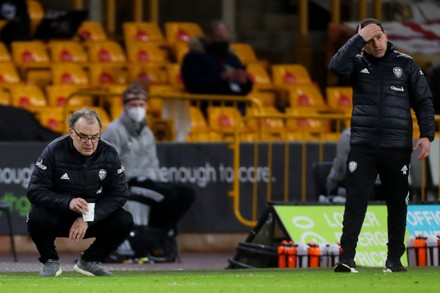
[120,111,147,136]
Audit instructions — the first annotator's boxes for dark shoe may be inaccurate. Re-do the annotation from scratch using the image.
[40,259,62,277]
[334,259,358,273]
[383,259,407,272]
[74,257,112,276]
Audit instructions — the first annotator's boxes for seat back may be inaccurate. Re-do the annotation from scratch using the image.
[123,21,165,45]
[49,41,88,63]
[0,63,21,84]
[285,107,331,133]
[12,41,50,65]
[271,64,312,86]
[126,42,169,64]
[87,41,126,63]
[9,84,47,111]
[207,106,243,132]
[77,21,108,42]
[89,64,129,86]
[45,85,93,107]
[165,22,203,47]
[246,63,272,89]
[128,64,169,86]
[326,86,353,111]
[51,63,89,85]
[287,84,327,110]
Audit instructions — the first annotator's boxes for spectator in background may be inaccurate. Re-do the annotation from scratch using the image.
[0,0,30,47]
[27,108,133,277]
[102,84,196,263]
[181,20,253,115]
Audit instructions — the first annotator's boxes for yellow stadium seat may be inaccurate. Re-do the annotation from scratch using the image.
[186,106,222,142]
[287,84,328,110]
[207,106,244,135]
[326,86,353,128]
[246,106,285,140]
[102,84,126,120]
[0,63,21,85]
[76,21,108,42]
[326,86,353,111]
[0,88,11,105]
[246,63,273,90]
[34,106,64,133]
[0,42,12,62]
[49,41,88,63]
[88,64,128,87]
[9,84,47,111]
[11,40,51,85]
[128,64,169,86]
[285,107,337,140]
[164,22,203,48]
[230,43,258,65]
[123,22,166,45]
[26,0,45,36]
[45,85,93,107]
[271,64,312,87]
[125,42,169,64]
[87,41,126,63]
[51,63,89,85]
[247,91,276,107]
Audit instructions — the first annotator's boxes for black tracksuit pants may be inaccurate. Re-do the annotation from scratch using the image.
[27,206,133,263]
[340,145,411,262]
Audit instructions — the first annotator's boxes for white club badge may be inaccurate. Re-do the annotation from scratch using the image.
[393,67,403,78]
[99,169,107,180]
[348,161,358,173]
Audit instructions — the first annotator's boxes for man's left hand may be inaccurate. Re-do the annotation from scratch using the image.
[413,137,431,160]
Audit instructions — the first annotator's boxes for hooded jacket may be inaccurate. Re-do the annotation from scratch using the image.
[27,135,129,222]
[328,34,435,150]
[181,36,253,95]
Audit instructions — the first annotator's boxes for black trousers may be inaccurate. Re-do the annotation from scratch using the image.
[128,178,196,232]
[341,146,410,261]
[27,205,133,263]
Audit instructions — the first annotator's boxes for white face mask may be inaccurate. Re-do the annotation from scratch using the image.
[127,107,146,122]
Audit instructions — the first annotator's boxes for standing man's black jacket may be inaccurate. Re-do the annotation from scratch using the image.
[27,135,129,222]
[329,34,435,151]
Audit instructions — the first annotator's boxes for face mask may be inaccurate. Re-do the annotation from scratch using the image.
[127,107,146,122]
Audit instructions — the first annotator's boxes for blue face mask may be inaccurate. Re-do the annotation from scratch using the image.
[127,107,146,122]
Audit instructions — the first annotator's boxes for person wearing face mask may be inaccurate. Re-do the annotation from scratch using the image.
[101,84,196,262]
[181,20,253,115]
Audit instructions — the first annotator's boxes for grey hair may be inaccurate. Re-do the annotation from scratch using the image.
[67,108,102,129]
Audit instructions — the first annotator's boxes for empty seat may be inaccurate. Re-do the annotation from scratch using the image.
[9,84,47,111]
[34,106,64,133]
[128,64,169,86]
[246,63,273,90]
[246,106,285,140]
[87,41,126,63]
[0,63,21,85]
[285,107,336,140]
[51,63,89,85]
[287,84,328,110]
[164,22,203,49]
[76,21,108,42]
[88,64,129,87]
[326,86,353,111]
[207,106,245,139]
[271,64,312,87]
[125,42,169,65]
[0,88,11,105]
[123,21,166,45]
[11,41,50,65]
[186,106,222,142]
[49,41,88,63]
[45,85,93,107]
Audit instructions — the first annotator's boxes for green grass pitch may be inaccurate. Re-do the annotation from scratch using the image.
[1,267,440,293]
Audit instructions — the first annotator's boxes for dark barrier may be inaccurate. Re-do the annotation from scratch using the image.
[0,141,338,234]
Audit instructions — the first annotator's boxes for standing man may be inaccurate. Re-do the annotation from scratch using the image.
[102,84,196,262]
[328,18,435,273]
[27,108,133,277]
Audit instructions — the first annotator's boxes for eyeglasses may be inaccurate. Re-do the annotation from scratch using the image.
[72,128,100,143]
